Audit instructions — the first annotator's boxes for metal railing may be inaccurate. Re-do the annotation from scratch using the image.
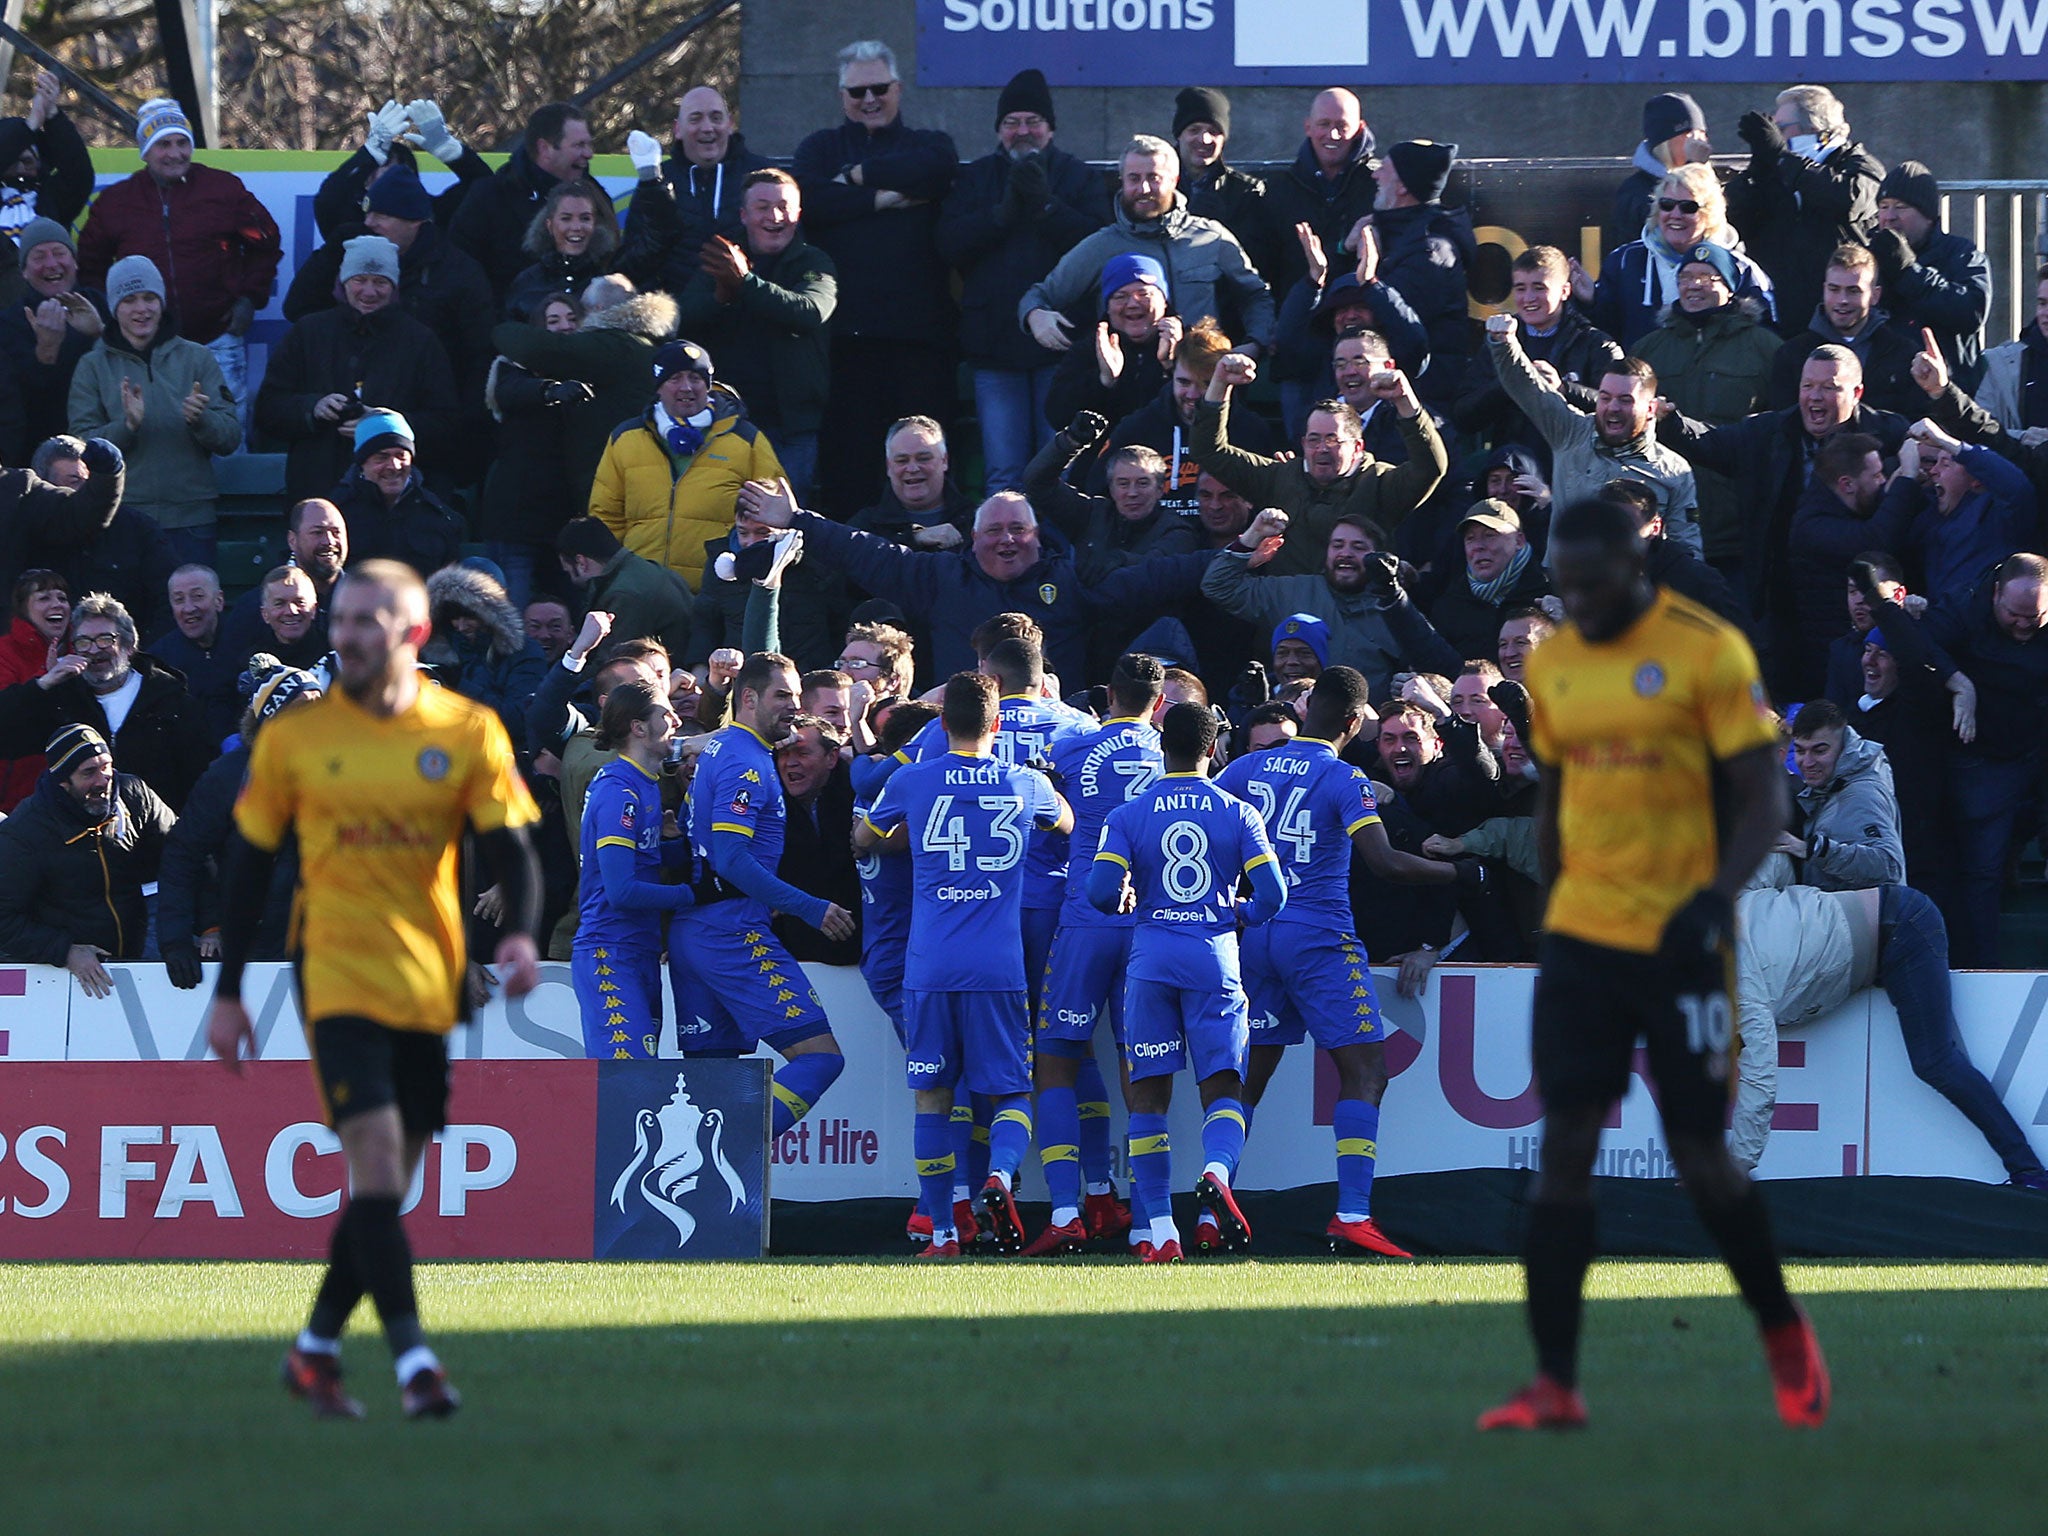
[1942,184,2047,348]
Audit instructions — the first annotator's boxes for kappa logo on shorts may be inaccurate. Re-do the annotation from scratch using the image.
[608,1069,747,1250]
[1633,663,1665,698]
[417,747,451,781]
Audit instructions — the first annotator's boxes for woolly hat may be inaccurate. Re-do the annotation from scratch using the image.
[366,167,434,223]
[1677,240,1743,292]
[652,338,714,385]
[15,216,74,259]
[105,254,165,307]
[1388,140,1456,205]
[338,234,401,285]
[1641,92,1706,146]
[135,97,193,158]
[1863,626,1891,653]
[1100,251,1168,310]
[996,68,1055,129]
[46,722,110,780]
[353,408,414,462]
[239,655,322,724]
[555,516,623,563]
[1879,161,1941,222]
[1271,613,1330,668]
[1172,86,1230,140]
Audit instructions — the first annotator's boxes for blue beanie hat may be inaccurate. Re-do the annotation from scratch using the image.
[1678,241,1743,293]
[1272,612,1331,668]
[367,166,434,223]
[1100,252,1167,312]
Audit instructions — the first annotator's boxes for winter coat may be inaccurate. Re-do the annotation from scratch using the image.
[847,483,978,544]
[1766,307,1922,417]
[0,616,53,810]
[1191,393,1447,576]
[311,144,495,242]
[147,625,243,751]
[1974,332,2045,432]
[1088,383,1276,512]
[1202,548,1431,704]
[1423,554,1552,662]
[479,356,573,547]
[787,509,1214,687]
[0,438,128,594]
[1725,139,1884,339]
[75,163,282,344]
[1629,298,1782,562]
[1891,445,2039,610]
[13,504,176,642]
[1019,190,1275,350]
[1274,271,1431,400]
[1179,162,1277,287]
[791,116,960,344]
[1021,430,1201,588]
[1587,235,1775,351]
[0,768,174,964]
[447,144,592,305]
[0,108,93,234]
[1923,576,2048,762]
[156,743,298,958]
[0,650,210,813]
[330,466,466,581]
[422,564,548,755]
[937,145,1111,371]
[671,234,837,437]
[1363,201,1478,405]
[283,220,495,398]
[489,290,678,504]
[1043,324,1169,435]
[1793,727,1904,891]
[1879,227,1993,388]
[1453,306,1622,456]
[67,325,241,528]
[1488,329,1701,553]
[615,136,773,294]
[0,284,106,447]
[1845,591,1956,897]
[254,303,457,502]
[588,385,785,592]
[1261,137,1381,296]
[505,248,613,327]
[775,759,862,966]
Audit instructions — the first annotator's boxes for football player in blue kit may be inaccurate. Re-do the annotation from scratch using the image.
[1216,663,1486,1258]
[573,681,696,1059]
[1025,652,1167,1256]
[857,672,1074,1258]
[674,652,857,1135]
[1090,703,1286,1262]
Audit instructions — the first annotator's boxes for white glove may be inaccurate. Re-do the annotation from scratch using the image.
[627,130,664,177]
[364,99,408,165]
[402,98,464,164]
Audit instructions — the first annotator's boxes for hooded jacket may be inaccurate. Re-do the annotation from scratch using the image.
[938,144,1111,371]
[672,232,837,437]
[1364,200,1479,404]
[67,321,242,528]
[1586,234,1775,351]
[1793,726,1904,891]
[74,163,282,344]
[1019,190,1275,350]
[1725,136,1884,340]
[0,650,210,814]
[1766,305,1921,416]
[0,767,175,964]
[588,383,786,591]
[422,563,548,754]
[791,115,959,343]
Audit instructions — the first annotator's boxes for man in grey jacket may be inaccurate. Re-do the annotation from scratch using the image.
[1485,312,1700,554]
[1783,698,1904,891]
[1019,135,1274,355]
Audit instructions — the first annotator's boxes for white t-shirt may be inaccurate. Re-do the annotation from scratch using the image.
[97,670,143,737]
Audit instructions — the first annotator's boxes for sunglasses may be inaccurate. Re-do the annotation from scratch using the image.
[1657,198,1702,215]
[835,656,882,672]
[842,82,896,99]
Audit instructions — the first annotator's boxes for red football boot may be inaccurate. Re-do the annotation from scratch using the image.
[281,1346,363,1421]
[1476,1376,1588,1432]
[1020,1217,1089,1257]
[1762,1308,1831,1428]
[1326,1215,1413,1259]
[1195,1171,1252,1252]
[1083,1190,1133,1242]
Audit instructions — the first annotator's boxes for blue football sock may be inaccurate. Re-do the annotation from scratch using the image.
[1202,1098,1249,1184]
[1125,1129,1152,1234]
[1035,1083,1082,1218]
[913,1112,956,1238]
[1075,1054,1114,1189]
[770,1051,843,1137]
[948,1105,975,1201]
[967,1093,994,1189]
[987,1100,1032,1185]
[1334,1099,1382,1220]
[1129,1113,1173,1239]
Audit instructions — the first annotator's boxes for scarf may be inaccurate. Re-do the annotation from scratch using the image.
[1468,541,1533,606]
[656,402,713,460]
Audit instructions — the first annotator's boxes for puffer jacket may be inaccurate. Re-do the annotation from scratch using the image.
[67,323,242,528]
[0,767,175,963]
[1794,726,1904,891]
[422,563,547,754]
[1018,190,1274,349]
[74,163,281,344]
[588,384,785,591]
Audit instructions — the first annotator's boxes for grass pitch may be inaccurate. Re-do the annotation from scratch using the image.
[5,1259,2043,1535]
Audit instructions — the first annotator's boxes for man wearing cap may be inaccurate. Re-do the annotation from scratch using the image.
[1021,134,1274,361]
[937,67,1110,494]
[617,86,771,295]
[256,234,457,501]
[1867,161,1992,391]
[1263,89,1379,298]
[75,98,281,406]
[1171,87,1275,289]
[328,410,465,580]
[1605,93,1712,259]
[554,516,694,660]
[1043,252,1179,432]
[1765,243,1919,415]
[0,216,108,447]
[1343,140,1476,407]
[588,338,785,591]
[67,255,242,568]
[0,722,175,986]
[1420,500,1552,660]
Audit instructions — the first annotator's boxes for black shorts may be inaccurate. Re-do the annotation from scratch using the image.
[1530,932,1735,1139]
[310,1015,451,1135]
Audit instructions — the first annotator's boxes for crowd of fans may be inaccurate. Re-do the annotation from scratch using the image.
[1,51,2045,1004]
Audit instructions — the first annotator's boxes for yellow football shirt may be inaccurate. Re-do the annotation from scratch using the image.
[235,681,540,1033]
[1527,589,1778,955]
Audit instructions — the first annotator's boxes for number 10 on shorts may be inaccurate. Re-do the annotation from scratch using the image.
[1677,991,1731,1057]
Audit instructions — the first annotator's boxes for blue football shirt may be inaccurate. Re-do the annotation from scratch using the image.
[578,757,671,951]
[1215,738,1381,930]
[1050,715,1163,929]
[683,722,787,926]
[1098,772,1277,987]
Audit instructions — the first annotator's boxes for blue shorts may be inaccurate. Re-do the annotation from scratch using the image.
[1036,924,1131,1053]
[572,942,662,1060]
[904,988,1031,1098]
[1243,922,1386,1050]
[861,950,907,1046]
[669,914,832,1055]
[1023,904,1058,1016]
[1123,975,1250,1083]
